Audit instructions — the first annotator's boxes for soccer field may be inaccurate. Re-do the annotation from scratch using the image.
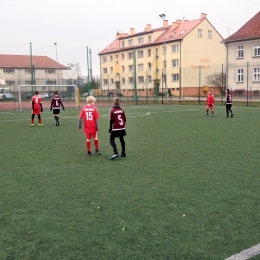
[0,104,260,260]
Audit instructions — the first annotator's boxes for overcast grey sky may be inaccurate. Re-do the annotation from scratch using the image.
[1,0,259,77]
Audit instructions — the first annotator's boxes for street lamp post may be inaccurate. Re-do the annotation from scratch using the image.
[54,43,60,89]
[159,14,167,103]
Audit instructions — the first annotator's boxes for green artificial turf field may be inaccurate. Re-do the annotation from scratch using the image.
[0,104,259,260]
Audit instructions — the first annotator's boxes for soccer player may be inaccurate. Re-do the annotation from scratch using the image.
[50,90,65,126]
[109,97,127,160]
[206,90,215,116]
[78,96,101,156]
[225,89,233,118]
[31,90,43,126]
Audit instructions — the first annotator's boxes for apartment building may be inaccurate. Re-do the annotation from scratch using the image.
[223,11,260,97]
[99,13,225,97]
[0,54,78,92]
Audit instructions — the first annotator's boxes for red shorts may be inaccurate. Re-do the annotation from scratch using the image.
[32,108,41,115]
[207,104,214,109]
[85,132,97,139]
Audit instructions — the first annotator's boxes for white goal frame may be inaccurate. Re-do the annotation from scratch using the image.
[18,85,78,111]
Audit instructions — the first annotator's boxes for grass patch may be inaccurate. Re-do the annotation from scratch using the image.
[0,105,260,260]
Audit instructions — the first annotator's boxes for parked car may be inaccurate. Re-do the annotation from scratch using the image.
[2,93,15,100]
[26,92,32,99]
[39,93,49,98]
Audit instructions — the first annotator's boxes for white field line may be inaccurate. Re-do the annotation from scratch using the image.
[0,108,199,122]
[225,243,260,260]
[1,112,14,114]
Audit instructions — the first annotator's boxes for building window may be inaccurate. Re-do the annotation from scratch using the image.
[25,69,30,74]
[121,41,125,48]
[138,76,144,83]
[172,45,179,53]
[238,46,244,58]
[253,44,260,56]
[5,81,15,85]
[3,68,14,74]
[115,55,118,59]
[138,64,143,71]
[172,74,179,81]
[198,29,203,37]
[103,68,107,74]
[45,69,55,74]
[111,79,114,85]
[102,56,107,63]
[110,55,113,62]
[208,30,212,39]
[162,46,166,55]
[148,63,152,70]
[122,66,125,72]
[122,78,125,84]
[148,36,152,42]
[110,67,113,74]
[147,49,151,57]
[121,53,124,60]
[138,38,144,44]
[129,39,134,46]
[128,52,133,59]
[103,79,108,85]
[147,76,152,82]
[137,50,143,58]
[25,81,32,85]
[253,68,260,82]
[254,90,259,96]
[129,77,133,84]
[116,61,118,65]
[237,69,244,82]
[46,80,56,85]
[129,65,133,71]
[172,59,179,67]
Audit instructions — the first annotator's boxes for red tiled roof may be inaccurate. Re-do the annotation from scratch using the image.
[154,19,203,43]
[0,54,67,69]
[224,11,260,43]
[98,17,222,55]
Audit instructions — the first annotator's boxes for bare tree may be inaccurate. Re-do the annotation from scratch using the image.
[67,62,82,75]
[205,72,226,95]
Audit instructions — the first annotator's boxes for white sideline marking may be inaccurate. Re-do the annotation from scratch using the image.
[225,244,260,260]
[1,112,14,114]
[0,108,198,122]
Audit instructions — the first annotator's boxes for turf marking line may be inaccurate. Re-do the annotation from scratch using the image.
[1,112,14,114]
[225,243,260,260]
[0,108,198,122]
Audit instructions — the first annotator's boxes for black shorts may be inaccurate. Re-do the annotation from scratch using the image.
[110,129,126,139]
[53,109,60,115]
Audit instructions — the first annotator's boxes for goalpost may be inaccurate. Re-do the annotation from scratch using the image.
[18,85,80,112]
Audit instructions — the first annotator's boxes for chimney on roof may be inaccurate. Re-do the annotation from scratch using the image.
[146,24,152,31]
[171,22,178,30]
[116,32,128,39]
[176,19,182,24]
[201,13,207,18]
[163,19,168,28]
[130,28,135,35]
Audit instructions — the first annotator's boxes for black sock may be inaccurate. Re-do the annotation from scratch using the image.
[110,140,118,154]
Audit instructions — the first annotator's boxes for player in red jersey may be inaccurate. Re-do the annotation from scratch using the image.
[78,96,101,156]
[50,90,65,126]
[31,90,43,126]
[206,90,215,116]
[109,97,127,160]
[225,89,233,118]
